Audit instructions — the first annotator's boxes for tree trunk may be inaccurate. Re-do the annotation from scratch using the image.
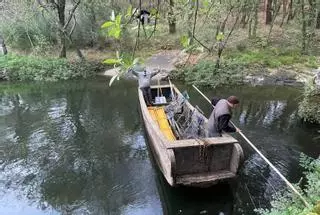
[317,12,320,29]
[301,0,307,54]
[252,0,259,37]
[283,0,287,14]
[57,0,67,58]
[240,14,247,28]
[168,0,176,34]
[287,0,293,21]
[265,0,273,24]
[307,0,316,26]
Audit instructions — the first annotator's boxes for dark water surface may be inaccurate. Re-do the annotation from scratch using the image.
[0,78,319,215]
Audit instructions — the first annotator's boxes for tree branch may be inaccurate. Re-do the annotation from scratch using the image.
[69,14,76,37]
[193,35,211,52]
[147,0,160,39]
[63,0,81,30]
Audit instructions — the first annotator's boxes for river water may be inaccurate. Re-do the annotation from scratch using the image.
[0,78,319,215]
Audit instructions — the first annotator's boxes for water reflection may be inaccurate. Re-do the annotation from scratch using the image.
[0,80,319,215]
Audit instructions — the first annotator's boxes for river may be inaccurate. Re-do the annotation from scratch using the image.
[0,78,319,215]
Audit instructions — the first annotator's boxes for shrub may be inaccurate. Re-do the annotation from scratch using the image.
[256,155,320,215]
[298,79,320,124]
[0,54,104,81]
[180,60,245,88]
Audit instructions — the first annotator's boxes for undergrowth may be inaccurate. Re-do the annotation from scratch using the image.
[298,79,320,124]
[226,48,319,68]
[0,54,105,81]
[174,60,245,88]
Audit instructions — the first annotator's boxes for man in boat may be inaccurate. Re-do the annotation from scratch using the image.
[129,64,160,106]
[206,96,241,137]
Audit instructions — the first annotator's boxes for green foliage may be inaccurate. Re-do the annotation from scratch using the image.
[103,51,143,86]
[101,10,123,39]
[227,48,319,68]
[0,54,102,81]
[216,32,225,41]
[298,79,320,124]
[180,35,191,49]
[256,155,320,215]
[180,60,245,87]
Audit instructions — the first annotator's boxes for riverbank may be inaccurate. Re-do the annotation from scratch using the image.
[101,48,318,87]
[1,46,318,86]
[0,54,107,81]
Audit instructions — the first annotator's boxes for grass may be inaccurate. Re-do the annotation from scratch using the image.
[0,54,105,81]
[225,48,319,69]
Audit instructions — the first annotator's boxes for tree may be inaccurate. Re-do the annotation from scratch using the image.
[37,0,84,59]
[265,0,273,24]
[168,0,176,33]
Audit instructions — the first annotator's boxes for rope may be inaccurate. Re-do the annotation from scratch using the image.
[192,84,310,208]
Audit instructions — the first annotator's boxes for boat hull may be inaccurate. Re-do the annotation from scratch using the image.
[138,85,243,187]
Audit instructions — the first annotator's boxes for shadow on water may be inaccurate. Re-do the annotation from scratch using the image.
[0,78,319,215]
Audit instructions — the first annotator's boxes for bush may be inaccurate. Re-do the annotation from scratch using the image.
[178,60,245,88]
[298,79,320,124]
[256,155,320,215]
[227,48,319,69]
[0,54,104,81]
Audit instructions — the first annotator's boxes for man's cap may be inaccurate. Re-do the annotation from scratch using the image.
[227,96,239,104]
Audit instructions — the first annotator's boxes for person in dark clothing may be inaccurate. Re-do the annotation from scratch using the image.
[206,96,240,137]
[136,9,151,25]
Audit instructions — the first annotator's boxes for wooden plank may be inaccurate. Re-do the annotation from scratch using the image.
[167,137,238,149]
[176,170,236,186]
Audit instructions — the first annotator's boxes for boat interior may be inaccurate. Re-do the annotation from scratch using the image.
[146,85,207,142]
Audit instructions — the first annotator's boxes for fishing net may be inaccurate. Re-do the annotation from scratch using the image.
[165,93,207,139]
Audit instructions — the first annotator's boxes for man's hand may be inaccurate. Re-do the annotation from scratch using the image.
[236,127,241,133]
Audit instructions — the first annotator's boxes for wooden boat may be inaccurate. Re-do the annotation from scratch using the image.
[138,84,244,187]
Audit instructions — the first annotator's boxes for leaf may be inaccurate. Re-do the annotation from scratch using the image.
[108,27,117,38]
[103,58,120,64]
[180,35,190,48]
[203,0,210,8]
[150,8,158,16]
[101,21,114,29]
[216,32,225,41]
[109,74,118,87]
[126,5,132,18]
[115,14,122,26]
[114,28,121,39]
[110,10,115,21]
[116,51,120,59]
